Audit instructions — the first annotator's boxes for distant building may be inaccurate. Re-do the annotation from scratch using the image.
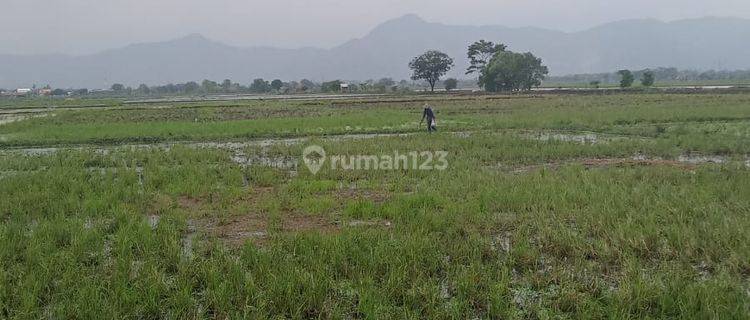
[340,83,350,93]
[37,88,52,96]
[15,88,32,96]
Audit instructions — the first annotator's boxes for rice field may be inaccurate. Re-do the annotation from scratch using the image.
[0,93,748,318]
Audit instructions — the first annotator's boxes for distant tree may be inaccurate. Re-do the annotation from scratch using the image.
[160,83,177,94]
[137,84,150,95]
[184,81,200,93]
[444,78,458,91]
[589,80,601,89]
[618,70,634,88]
[202,79,218,93]
[409,50,454,92]
[372,78,395,92]
[249,78,271,93]
[75,88,89,96]
[466,40,507,75]
[221,79,233,92]
[377,78,395,87]
[479,51,548,92]
[285,81,299,93]
[299,79,315,92]
[271,79,284,91]
[321,80,343,93]
[641,70,655,87]
[51,89,66,96]
[111,83,125,92]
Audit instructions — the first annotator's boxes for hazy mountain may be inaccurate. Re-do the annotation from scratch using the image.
[2,15,750,88]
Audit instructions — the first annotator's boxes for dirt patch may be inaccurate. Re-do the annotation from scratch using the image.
[175,187,392,248]
[177,196,204,211]
[580,158,697,170]
[496,157,700,174]
[209,213,269,247]
[333,181,391,203]
[336,188,391,204]
[189,213,341,247]
[187,213,393,248]
[282,214,339,233]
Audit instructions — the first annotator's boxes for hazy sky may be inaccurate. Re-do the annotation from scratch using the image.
[3,0,750,55]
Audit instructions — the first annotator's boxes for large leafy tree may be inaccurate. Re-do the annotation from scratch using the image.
[249,78,271,93]
[201,79,218,93]
[299,79,316,92]
[641,70,655,87]
[479,51,548,92]
[466,40,507,75]
[270,79,284,91]
[321,80,342,93]
[409,50,454,92]
[184,81,200,93]
[444,78,458,91]
[137,84,150,95]
[221,79,233,92]
[618,70,634,88]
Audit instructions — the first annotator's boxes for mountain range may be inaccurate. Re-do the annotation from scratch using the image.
[2,14,750,88]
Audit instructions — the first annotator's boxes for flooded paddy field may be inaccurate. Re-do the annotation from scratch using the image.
[1,93,749,318]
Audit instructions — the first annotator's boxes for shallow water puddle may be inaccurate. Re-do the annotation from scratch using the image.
[230,153,298,169]
[347,219,392,228]
[527,132,601,144]
[147,215,160,229]
[519,130,636,144]
[0,113,50,126]
[3,132,417,156]
[181,228,196,260]
[492,153,742,174]
[677,154,728,164]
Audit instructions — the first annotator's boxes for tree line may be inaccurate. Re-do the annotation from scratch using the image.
[548,67,750,87]
[103,78,419,96]
[104,39,552,96]
[408,40,549,92]
[25,42,750,97]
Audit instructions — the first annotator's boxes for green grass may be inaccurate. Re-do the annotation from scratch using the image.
[541,79,750,88]
[0,93,748,318]
[0,96,123,109]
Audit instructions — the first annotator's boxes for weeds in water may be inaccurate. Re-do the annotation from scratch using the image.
[1,93,749,318]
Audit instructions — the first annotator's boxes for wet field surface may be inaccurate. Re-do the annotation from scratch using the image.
[2,93,749,318]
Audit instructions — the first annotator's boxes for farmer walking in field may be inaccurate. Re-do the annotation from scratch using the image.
[420,104,437,133]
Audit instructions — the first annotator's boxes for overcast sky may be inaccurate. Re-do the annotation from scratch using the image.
[3,0,750,55]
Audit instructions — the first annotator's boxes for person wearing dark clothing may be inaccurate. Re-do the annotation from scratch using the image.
[421,105,437,133]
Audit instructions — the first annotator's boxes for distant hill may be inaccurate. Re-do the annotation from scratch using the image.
[2,15,750,88]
